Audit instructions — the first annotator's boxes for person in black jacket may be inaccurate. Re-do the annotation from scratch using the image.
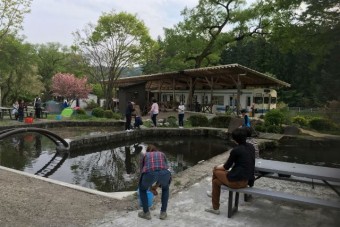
[125,101,135,131]
[205,128,255,215]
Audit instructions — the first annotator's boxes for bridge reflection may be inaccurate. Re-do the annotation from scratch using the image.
[0,127,69,177]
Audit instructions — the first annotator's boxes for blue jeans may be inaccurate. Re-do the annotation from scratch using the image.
[139,169,171,213]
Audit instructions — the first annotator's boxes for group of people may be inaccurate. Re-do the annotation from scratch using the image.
[11,97,43,121]
[137,108,257,220]
[125,98,186,131]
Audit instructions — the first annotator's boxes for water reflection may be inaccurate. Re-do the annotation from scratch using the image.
[0,135,230,192]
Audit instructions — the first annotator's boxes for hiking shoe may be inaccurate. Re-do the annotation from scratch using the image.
[159,211,167,220]
[205,207,220,215]
[138,211,151,220]
[206,191,212,198]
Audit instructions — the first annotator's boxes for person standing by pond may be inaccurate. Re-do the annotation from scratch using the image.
[205,128,255,215]
[18,100,25,122]
[177,102,185,128]
[12,101,19,120]
[149,99,159,127]
[34,97,42,118]
[138,144,171,220]
[125,101,134,131]
[241,109,250,128]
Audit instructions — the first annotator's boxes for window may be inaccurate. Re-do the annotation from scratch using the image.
[264,97,269,104]
[254,97,263,104]
[162,94,167,102]
[212,96,224,105]
[247,96,251,106]
[271,97,277,104]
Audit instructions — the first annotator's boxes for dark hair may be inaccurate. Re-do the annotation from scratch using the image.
[231,128,247,144]
[152,99,157,103]
[146,144,157,152]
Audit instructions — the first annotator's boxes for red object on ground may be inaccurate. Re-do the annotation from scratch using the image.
[24,117,34,124]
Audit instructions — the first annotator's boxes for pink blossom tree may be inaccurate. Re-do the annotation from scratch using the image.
[51,73,92,107]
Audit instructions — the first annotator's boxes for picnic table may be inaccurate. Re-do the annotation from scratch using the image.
[255,158,340,196]
[0,107,13,120]
[224,159,340,217]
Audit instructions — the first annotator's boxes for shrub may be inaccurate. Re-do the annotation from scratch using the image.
[266,125,283,134]
[111,112,123,120]
[309,118,336,131]
[264,109,285,126]
[292,116,308,127]
[210,115,232,128]
[104,110,114,119]
[75,108,86,115]
[167,116,178,127]
[188,115,209,127]
[92,107,105,118]
[254,123,266,132]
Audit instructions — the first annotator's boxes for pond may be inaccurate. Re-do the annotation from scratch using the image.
[1,129,339,193]
[261,136,340,168]
[0,133,231,192]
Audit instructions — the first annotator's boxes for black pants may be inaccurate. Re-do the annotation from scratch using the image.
[125,115,132,130]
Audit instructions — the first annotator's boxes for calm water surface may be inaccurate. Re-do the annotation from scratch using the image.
[1,129,339,192]
[0,132,230,192]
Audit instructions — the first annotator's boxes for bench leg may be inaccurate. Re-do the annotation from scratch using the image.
[228,191,240,218]
[234,192,239,212]
[228,191,233,218]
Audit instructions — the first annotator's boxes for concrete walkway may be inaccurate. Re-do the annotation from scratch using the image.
[93,176,340,227]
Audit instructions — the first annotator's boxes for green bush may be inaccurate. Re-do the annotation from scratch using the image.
[167,116,178,127]
[254,123,266,132]
[266,125,283,134]
[210,115,232,128]
[292,116,308,127]
[188,115,209,127]
[92,107,105,118]
[111,112,123,120]
[309,118,336,131]
[75,108,86,115]
[104,110,114,119]
[264,109,285,126]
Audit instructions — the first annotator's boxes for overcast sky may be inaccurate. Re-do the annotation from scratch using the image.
[21,0,199,46]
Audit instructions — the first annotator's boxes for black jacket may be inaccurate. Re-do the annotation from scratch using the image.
[223,143,255,182]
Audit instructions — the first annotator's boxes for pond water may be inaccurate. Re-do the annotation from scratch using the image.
[1,129,339,193]
[261,136,340,168]
[0,133,231,192]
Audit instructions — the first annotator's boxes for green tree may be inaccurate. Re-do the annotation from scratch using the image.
[73,11,154,110]
[0,35,44,105]
[34,43,77,99]
[0,0,32,42]
[145,0,271,110]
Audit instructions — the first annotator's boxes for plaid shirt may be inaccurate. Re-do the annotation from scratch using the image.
[140,151,169,173]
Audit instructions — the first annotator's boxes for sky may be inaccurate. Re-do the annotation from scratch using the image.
[21,0,199,46]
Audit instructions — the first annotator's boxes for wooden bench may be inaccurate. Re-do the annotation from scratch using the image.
[222,185,340,218]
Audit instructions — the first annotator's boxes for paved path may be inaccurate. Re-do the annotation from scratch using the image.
[93,176,340,227]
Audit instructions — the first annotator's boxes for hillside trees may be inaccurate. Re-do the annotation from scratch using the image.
[73,11,154,110]
[220,0,340,106]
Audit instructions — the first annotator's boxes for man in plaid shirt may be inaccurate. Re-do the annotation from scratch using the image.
[138,144,171,220]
